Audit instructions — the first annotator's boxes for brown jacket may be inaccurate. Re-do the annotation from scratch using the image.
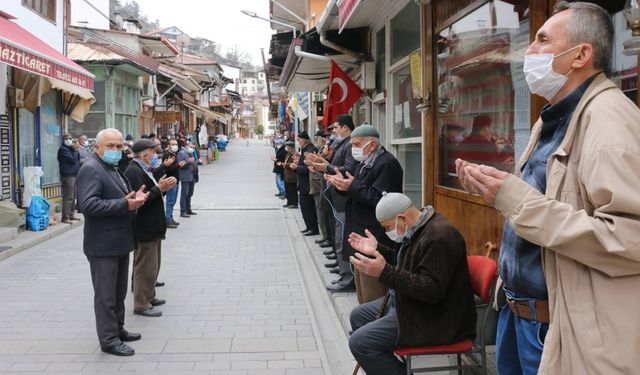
[495,73,640,374]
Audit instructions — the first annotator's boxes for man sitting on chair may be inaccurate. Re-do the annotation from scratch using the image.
[348,192,477,375]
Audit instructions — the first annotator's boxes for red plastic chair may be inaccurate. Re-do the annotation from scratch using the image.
[393,255,498,375]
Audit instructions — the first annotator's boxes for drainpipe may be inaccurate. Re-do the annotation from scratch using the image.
[316,0,365,62]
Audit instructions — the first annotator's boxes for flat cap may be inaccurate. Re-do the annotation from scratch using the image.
[297,130,310,140]
[351,124,379,138]
[285,140,295,146]
[132,139,157,153]
[376,192,413,222]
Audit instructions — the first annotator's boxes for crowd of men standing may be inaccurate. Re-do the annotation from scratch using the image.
[56,129,202,356]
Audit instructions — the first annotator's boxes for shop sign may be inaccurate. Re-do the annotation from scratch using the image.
[338,0,363,33]
[0,115,10,200]
[0,41,93,90]
[155,111,182,123]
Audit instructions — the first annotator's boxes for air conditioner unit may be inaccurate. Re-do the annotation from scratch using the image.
[8,87,23,108]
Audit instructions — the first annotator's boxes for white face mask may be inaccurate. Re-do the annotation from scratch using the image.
[64,139,73,147]
[386,217,407,243]
[523,46,578,101]
[352,140,373,162]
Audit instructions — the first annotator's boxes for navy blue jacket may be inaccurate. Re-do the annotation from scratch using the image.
[296,142,319,194]
[57,144,80,177]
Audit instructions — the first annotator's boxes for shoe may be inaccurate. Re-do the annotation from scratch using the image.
[170,219,180,226]
[180,213,190,218]
[322,249,335,256]
[304,231,319,236]
[287,205,298,209]
[315,238,327,244]
[155,281,165,287]
[119,330,141,342]
[101,342,135,356]
[300,229,310,234]
[61,218,72,224]
[166,222,178,229]
[329,268,340,274]
[275,193,281,197]
[187,211,197,215]
[326,253,337,260]
[69,217,81,221]
[151,298,166,306]
[326,282,356,293]
[279,196,286,200]
[134,307,162,317]
[324,261,338,268]
[331,277,343,284]
[319,241,333,248]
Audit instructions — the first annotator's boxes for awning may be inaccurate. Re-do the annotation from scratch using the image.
[0,11,94,90]
[49,78,96,123]
[180,100,227,124]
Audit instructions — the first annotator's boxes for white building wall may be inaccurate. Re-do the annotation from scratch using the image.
[4,0,65,52]
[70,0,109,30]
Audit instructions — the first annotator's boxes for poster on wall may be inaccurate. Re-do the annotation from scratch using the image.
[0,115,11,200]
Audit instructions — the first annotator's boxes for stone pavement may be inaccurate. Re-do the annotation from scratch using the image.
[0,138,353,375]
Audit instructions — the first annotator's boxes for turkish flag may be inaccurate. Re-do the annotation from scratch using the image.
[323,60,364,128]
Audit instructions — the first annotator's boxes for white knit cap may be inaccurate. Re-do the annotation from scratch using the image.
[376,192,413,222]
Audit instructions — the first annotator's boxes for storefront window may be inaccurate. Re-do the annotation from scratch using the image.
[396,143,422,206]
[18,109,36,182]
[390,2,421,65]
[437,0,529,189]
[39,90,61,185]
[611,11,638,103]
[391,64,421,139]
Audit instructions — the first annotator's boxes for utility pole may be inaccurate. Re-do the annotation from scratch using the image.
[260,48,273,105]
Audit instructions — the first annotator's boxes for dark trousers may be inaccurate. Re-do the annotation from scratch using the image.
[61,176,76,220]
[299,192,318,232]
[335,211,353,284]
[285,182,298,206]
[349,297,405,375]
[180,181,194,214]
[87,253,130,348]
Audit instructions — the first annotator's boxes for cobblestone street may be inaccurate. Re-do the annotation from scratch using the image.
[0,139,345,374]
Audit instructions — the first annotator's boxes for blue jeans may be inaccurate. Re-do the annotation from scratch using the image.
[496,298,548,375]
[275,173,285,195]
[165,185,178,222]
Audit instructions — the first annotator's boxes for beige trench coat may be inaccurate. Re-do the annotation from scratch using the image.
[494,73,640,375]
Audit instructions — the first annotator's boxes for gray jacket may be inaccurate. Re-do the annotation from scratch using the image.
[327,136,356,212]
[177,149,194,182]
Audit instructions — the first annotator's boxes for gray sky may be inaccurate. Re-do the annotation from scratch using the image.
[133,0,273,65]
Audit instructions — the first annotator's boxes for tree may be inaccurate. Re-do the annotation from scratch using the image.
[110,0,160,32]
[255,125,265,136]
[224,45,252,66]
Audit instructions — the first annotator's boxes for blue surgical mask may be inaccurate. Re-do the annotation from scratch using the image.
[102,150,122,166]
[150,153,159,168]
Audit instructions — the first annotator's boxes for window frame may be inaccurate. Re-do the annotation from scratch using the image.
[22,0,57,23]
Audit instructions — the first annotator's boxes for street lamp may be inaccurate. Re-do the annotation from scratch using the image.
[240,9,298,38]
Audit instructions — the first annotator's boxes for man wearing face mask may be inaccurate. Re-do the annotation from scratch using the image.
[292,131,319,236]
[154,138,182,228]
[455,2,640,374]
[76,128,148,356]
[57,134,81,224]
[125,140,177,318]
[177,142,196,218]
[78,134,92,166]
[326,124,403,300]
[347,192,476,375]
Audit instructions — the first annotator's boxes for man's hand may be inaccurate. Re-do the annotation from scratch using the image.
[327,168,355,191]
[178,160,186,168]
[157,175,177,192]
[271,156,277,162]
[455,159,510,204]
[312,159,329,172]
[163,155,175,167]
[349,229,386,278]
[126,185,149,210]
[289,162,298,170]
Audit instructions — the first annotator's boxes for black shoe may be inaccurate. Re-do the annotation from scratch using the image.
[326,281,356,293]
[119,330,141,342]
[326,253,337,260]
[155,281,165,287]
[275,193,282,197]
[300,229,310,234]
[151,298,166,306]
[166,222,178,229]
[324,261,338,268]
[287,205,298,209]
[322,249,335,256]
[331,277,343,284]
[279,196,286,200]
[170,219,180,226]
[101,342,135,356]
[329,268,340,274]
[304,231,319,236]
[187,211,197,215]
[319,241,333,248]
[180,213,190,218]
[134,307,162,317]
[315,238,327,244]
